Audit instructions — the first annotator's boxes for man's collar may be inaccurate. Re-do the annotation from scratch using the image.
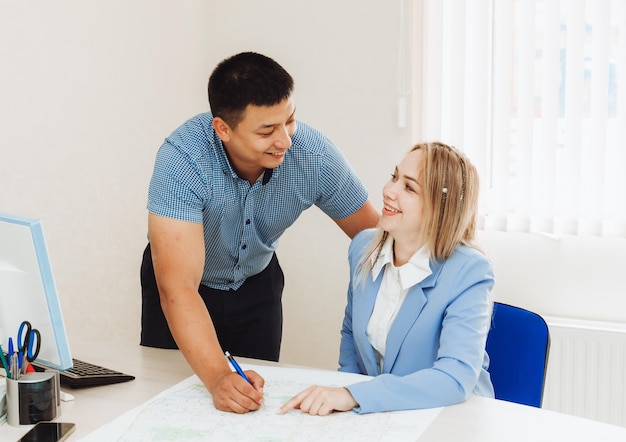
[262,168,273,185]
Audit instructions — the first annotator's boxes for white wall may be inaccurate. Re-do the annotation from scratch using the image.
[1,1,624,372]
[478,230,626,324]
[1,1,214,346]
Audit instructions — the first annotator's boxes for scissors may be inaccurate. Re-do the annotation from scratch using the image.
[17,320,41,364]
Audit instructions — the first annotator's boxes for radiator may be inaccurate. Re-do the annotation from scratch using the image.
[542,316,626,427]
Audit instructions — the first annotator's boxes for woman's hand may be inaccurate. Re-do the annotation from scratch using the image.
[277,385,357,416]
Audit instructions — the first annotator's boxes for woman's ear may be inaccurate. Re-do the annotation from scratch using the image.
[212,117,231,142]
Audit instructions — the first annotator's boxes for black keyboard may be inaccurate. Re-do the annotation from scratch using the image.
[58,358,135,388]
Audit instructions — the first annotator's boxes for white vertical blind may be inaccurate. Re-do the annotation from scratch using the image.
[441,0,465,142]
[561,0,584,234]
[416,0,626,238]
[613,0,626,235]
[513,0,534,233]
[489,0,514,231]
[463,0,491,184]
[535,0,559,234]
[420,0,444,140]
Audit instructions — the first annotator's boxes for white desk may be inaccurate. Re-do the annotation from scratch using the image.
[2,340,626,441]
[418,395,626,442]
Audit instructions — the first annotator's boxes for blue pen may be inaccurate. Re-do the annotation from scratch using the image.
[8,337,14,360]
[7,337,14,372]
[225,351,251,384]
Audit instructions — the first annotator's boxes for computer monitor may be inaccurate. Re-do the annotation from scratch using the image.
[0,212,73,370]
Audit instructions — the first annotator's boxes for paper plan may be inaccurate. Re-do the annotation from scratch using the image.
[81,364,442,441]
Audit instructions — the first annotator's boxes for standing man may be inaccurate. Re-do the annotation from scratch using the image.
[140,52,379,414]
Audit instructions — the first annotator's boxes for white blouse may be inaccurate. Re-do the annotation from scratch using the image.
[366,237,432,371]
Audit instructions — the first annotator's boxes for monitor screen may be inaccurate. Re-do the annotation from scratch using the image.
[0,213,72,370]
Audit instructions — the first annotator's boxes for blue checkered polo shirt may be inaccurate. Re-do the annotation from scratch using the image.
[147,112,369,290]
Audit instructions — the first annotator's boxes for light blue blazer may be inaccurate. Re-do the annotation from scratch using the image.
[340,229,495,414]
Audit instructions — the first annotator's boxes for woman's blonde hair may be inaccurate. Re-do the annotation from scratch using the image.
[355,142,480,283]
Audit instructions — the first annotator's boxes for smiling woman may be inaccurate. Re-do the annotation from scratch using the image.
[279,142,494,416]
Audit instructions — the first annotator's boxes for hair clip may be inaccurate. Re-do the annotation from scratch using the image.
[442,187,448,193]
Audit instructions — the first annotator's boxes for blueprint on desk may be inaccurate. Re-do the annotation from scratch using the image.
[81,364,442,442]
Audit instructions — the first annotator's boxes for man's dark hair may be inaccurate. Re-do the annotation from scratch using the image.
[208,52,294,128]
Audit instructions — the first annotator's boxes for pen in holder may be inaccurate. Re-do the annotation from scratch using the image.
[6,371,59,426]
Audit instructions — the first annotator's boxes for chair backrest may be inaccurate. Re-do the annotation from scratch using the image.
[485,302,550,408]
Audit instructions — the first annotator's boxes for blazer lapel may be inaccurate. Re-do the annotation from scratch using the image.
[352,273,383,375]
[382,261,443,373]
[382,286,428,372]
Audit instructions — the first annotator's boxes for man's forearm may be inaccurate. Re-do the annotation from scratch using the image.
[160,287,230,394]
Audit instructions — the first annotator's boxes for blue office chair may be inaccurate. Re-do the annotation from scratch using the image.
[485,302,550,408]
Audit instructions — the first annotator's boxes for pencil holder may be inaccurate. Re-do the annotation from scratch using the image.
[6,371,59,426]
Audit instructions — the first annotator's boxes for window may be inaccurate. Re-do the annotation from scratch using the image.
[415,0,626,237]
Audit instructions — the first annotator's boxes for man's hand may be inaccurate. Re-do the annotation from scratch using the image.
[278,385,357,416]
[211,369,265,413]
